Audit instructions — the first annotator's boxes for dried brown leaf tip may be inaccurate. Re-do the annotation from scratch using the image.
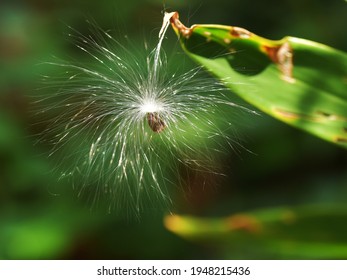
[170,12,192,38]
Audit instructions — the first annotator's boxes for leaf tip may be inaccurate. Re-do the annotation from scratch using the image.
[169,12,192,38]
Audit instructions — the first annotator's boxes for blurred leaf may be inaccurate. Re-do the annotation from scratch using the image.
[170,12,347,148]
[165,204,347,259]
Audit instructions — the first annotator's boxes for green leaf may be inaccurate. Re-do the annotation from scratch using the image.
[169,12,347,148]
[164,204,347,259]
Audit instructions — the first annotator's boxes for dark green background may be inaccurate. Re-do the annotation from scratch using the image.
[1,0,347,259]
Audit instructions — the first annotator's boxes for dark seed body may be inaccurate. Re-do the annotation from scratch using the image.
[147,112,166,133]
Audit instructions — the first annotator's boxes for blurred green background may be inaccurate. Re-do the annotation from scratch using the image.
[1,0,347,259]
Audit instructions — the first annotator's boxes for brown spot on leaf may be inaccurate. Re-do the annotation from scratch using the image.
[230,27,251,39]
[316,111,339,121]
[170,12,193,38]
[264,42,295,83]
[317,111,332,118]
[226,214,262,233]
[274,108,325,122]
[223,38,231,44]
[274,108,303,120]
[335,137,347,144]
[316,111,347,121]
